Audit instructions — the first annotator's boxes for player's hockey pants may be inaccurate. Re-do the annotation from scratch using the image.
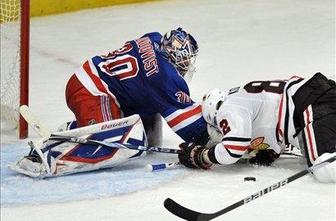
[292,73,336,166]
[65,74,122,127]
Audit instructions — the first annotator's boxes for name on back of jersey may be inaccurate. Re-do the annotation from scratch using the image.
[135,37,159,77]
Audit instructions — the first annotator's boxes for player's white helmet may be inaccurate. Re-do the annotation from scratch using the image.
[161,27,199,80]
[202,89,226,126]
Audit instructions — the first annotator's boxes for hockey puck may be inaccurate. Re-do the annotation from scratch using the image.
[244,177,256,182]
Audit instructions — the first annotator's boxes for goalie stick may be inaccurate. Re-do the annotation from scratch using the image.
[147,152,302,173]
[19,105,139,139]
[19,105,180,154]
[146,162,181,171]
[19,105,51,138]
[48,135,180,154]
[164,155,336,221]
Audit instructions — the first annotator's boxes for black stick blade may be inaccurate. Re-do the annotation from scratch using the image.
[164,198,202,221]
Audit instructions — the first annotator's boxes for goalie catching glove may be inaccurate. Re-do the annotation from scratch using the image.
[178,142,213,169]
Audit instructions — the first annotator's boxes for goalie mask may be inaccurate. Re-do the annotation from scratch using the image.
[161,27,199,81]
[202,89,226,126]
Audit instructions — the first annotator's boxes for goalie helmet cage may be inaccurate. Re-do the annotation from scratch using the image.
[1,0,30,139]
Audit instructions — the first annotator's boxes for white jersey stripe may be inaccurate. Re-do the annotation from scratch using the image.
[88,60,121,109]
[100,96,112,122]
[303,105,318,163]
[105,96,113,120]
[75,64,107,96]
[100,96,107,121]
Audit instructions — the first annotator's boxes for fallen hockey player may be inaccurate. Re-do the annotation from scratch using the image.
[178,73,336,183]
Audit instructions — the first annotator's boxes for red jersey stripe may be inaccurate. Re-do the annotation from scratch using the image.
[224,144,248,151]
[305,109,316,161]
[277,93,285,138]
[167,105,202,128]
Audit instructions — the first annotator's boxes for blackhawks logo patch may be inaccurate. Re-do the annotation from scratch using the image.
[250,137,270,150]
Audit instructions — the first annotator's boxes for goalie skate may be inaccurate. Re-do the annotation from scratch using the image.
[10,141,50,178]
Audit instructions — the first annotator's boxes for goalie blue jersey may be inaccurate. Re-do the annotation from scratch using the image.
[73,32,207,143]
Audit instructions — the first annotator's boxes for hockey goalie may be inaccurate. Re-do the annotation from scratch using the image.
[10,27,209,178]
[11,114,148,178]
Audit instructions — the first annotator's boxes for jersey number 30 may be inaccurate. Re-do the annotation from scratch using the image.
[99,42,139,81]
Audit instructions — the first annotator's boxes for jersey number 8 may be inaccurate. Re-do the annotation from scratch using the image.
[243,80,286,94]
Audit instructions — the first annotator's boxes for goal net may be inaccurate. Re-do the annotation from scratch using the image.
[1,0,29,139]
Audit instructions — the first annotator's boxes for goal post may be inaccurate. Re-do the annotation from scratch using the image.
[19,0,30,139]
[1,0,30,139]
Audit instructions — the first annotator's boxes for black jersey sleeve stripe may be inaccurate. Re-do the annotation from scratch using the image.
[222,137,251,142]
[225,147,243,158]
[207,146,220,164]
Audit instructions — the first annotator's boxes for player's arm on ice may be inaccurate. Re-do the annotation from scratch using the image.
[178,107,252,169]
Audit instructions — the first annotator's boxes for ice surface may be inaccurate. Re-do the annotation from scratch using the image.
[1,0,335,220]
[1,144,186,206]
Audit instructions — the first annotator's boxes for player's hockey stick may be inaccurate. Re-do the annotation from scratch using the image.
[164,155,336,221]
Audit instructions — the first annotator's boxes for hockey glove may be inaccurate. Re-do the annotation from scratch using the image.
[178,142,213,169]
[249,149,280,166]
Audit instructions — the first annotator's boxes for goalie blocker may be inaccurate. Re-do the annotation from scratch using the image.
[11,115,148,178]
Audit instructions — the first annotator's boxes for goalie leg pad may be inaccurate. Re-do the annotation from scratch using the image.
[12,115,147,178]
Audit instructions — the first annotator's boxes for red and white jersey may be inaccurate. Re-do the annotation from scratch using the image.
[211,80,289,165]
